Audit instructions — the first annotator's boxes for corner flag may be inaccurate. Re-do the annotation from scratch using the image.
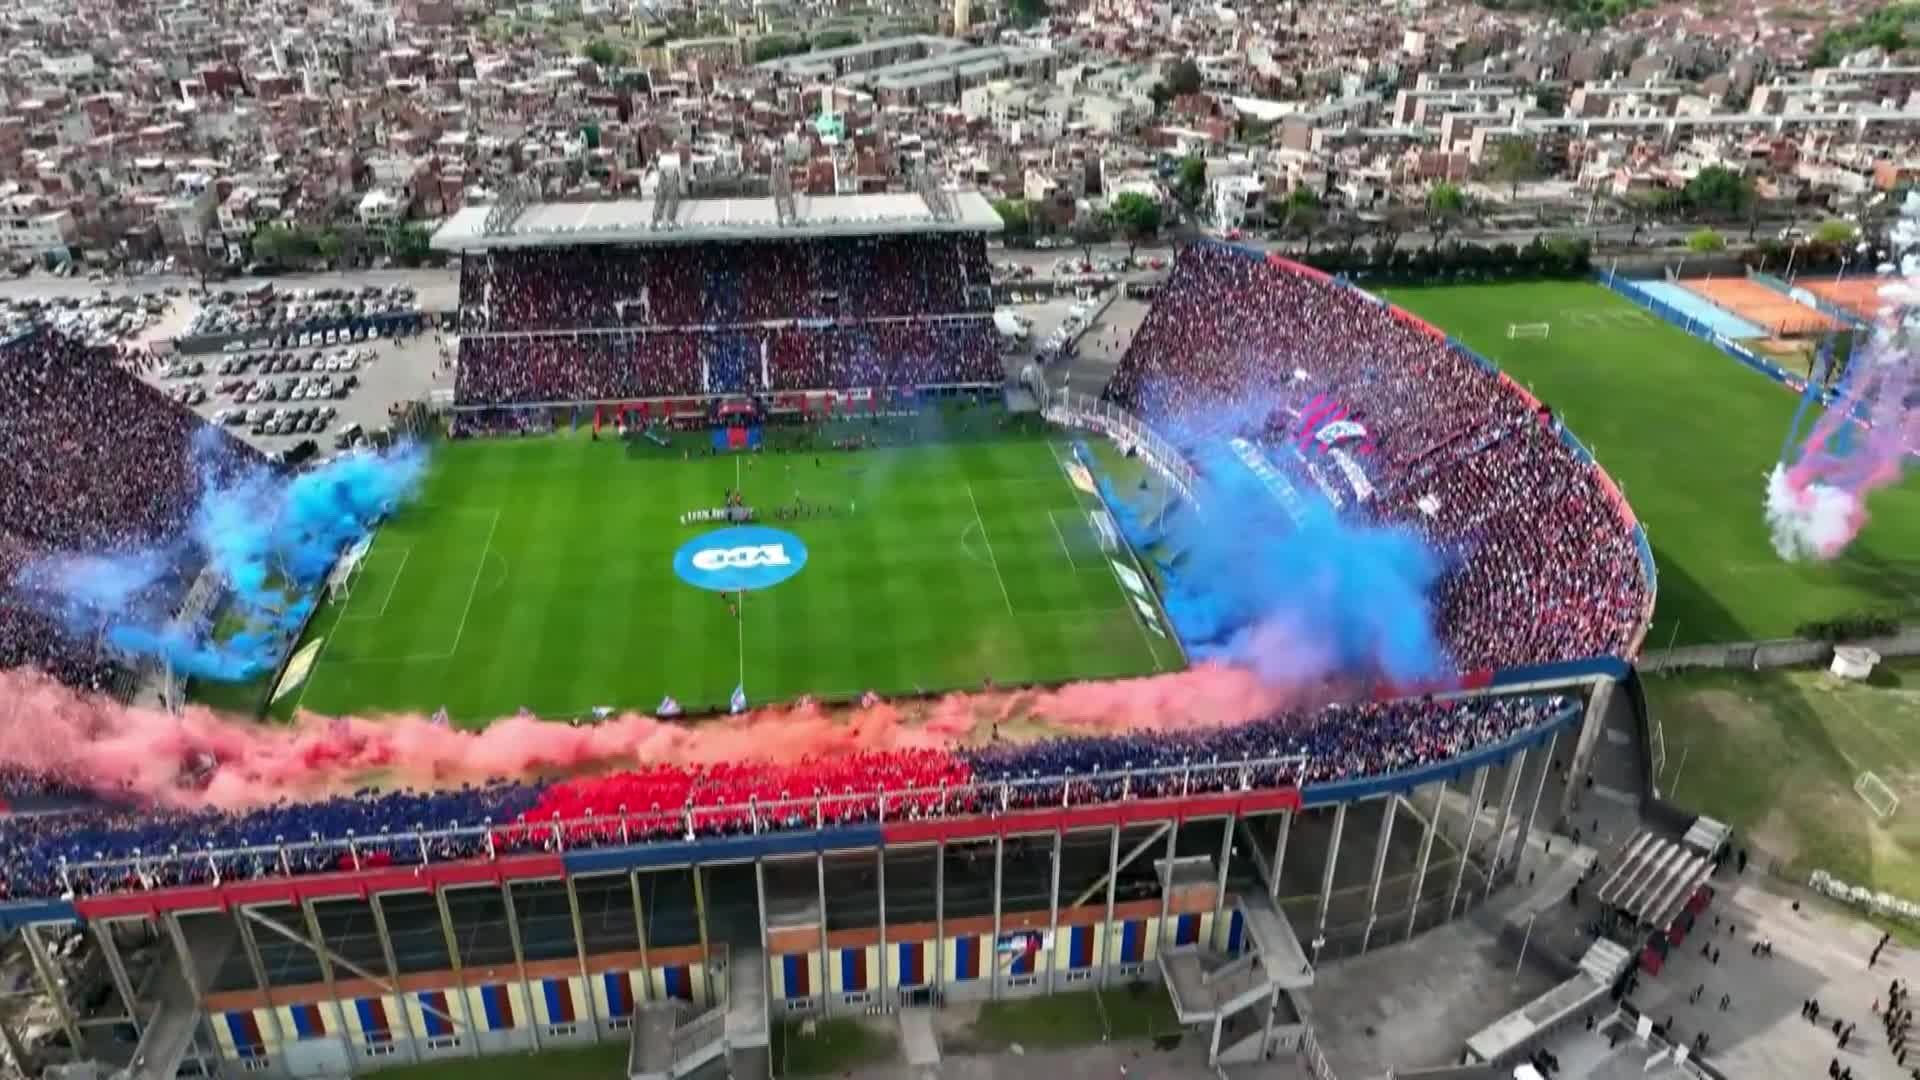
[730,684,748,714]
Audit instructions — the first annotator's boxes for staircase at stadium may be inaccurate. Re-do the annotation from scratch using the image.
[627,945,767,1080]
[1155,860,1316,1067]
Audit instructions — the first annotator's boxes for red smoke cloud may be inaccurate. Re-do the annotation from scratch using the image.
[0,662,1329,812]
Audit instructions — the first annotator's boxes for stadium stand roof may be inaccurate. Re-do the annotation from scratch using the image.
[431,190,1003,251]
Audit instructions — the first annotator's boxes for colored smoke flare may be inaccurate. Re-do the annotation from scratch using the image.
[11,432,427,680]
[1766,192,1920,561]
[0,663,1322,811]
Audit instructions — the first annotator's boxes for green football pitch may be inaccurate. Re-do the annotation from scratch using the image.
[260,417,1182,724]
[1383,280,1920,647]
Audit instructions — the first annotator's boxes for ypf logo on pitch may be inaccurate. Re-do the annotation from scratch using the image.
[673,526,809,591]
[691,544,792,572]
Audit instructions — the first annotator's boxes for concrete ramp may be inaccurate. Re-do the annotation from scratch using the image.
[899,1008,940,1069]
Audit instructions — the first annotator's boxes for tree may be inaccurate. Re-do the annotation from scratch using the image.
[1070,212,1107,264]
[1811,1,1920,65]
[1107,193,1163,258]
[581,40,628,67]
[1176,157,1207,211]
[1814,219,1859,246]
[752,35,806,62]
[1148,81,1172,115]
[1683,165,1754,220]
[251,224,318,268]
[1271,186,1320,246]
[1009,0,1049,26]
[991,198,1030,238]
[1165,58,1203,98]
[1491,139,1541,199]
[386,223,434,266]
[1686,227,1726,253]
[1426,182,1466,249]
[314,229,345,265]
[811,29,860,49]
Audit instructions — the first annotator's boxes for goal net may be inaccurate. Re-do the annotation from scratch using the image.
[1506,322,1551,340]
[1856,771,1900,820]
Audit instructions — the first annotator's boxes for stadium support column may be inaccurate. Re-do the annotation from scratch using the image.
[1448,769,1490,918]
[628,873,654,1004]
[161,912,215,1059]
[298,899,361,1067]
[1521,732,1560,862]
[233,907,294,1052]
[564,878,603,1041]
[934,841,947,998]
[1486,750,1527,902]
[92,920,142,1039]
[1269,811,1293,900]
[1100,825,1119,989]
[1045,829,1063,994]
[692,866,714,1009]
[1561,681,1615,823]
[499,883,541,1051]
[1361,797,1397,953]
[1405,780,1448,940]
[1315,803,1347,937]
[0,1004,30,1077]
[877,843,890,1005]
[20,924,82,1054]
[1156,819,1179,954]
[433,889,481,1058]
[989,836,1004,1002]
[1211,814,1234,945]
[368,895,424,1064]
[815,853,832,1014]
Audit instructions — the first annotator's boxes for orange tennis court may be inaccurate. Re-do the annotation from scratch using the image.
[1680,277,1842,337]
[1802,275,1909,322]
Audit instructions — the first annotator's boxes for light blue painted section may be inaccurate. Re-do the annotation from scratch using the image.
[1627,280,1767,339]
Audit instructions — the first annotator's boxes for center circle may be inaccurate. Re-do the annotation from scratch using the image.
[673,526,810,592]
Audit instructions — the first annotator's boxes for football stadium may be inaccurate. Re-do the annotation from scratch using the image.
[0,190,1662,1080]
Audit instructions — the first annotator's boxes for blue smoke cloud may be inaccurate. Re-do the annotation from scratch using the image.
[1086,410,1450,688]
[15,430,427,681]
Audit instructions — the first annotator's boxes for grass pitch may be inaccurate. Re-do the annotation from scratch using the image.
[261,416,1180,724]
[1643,661,1920,904]
[1384,281,1920,646]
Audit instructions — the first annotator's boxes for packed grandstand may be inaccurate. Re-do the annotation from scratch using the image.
[0,231,1650,904]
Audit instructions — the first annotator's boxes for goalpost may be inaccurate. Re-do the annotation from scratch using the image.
[1856,771,1901,820]
[1506,322,1551,340]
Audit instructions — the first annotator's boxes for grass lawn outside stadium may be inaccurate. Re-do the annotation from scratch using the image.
[227,412,1182,724]
[1383,280,1920,647]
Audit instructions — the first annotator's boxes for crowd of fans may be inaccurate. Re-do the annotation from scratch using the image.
[1105,243,1650,671]
[453,233,1002,407]
[0,330,264,693]
[463,236,991,332]
[0,694,1572,900]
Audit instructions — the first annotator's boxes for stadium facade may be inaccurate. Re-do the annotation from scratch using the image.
[0,209,1658,1080]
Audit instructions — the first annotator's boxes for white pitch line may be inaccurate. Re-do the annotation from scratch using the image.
[966,481,1015,614]
[341,547,410,621]
[1046,508,1080,569]
[445,509,502,659]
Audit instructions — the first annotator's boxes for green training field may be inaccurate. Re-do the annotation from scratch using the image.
[1383,280,1920,647]
[263,416,1181,724]
[1643,661,1920,907]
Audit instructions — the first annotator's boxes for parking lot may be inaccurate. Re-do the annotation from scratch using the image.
[146,327,451,454]
[185,282,423,340]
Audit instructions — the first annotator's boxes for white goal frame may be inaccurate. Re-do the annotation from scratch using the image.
[1856,771,1900,820]
[1507,322,1552,340]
